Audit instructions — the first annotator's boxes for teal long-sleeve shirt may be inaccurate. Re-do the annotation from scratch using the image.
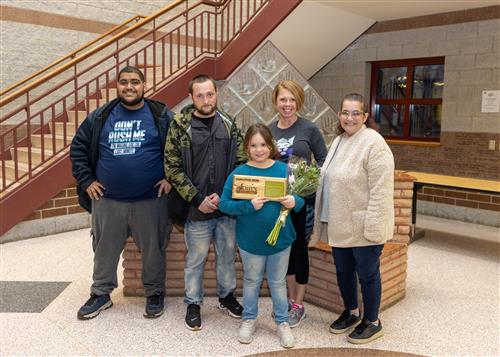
[219,161,304,255]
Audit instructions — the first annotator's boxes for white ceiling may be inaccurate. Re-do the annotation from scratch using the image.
[313,0,499,21]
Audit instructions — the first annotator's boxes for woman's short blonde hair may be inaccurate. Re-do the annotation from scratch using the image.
[272,80,305,112]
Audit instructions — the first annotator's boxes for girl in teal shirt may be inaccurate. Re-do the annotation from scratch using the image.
[219,123,304,349]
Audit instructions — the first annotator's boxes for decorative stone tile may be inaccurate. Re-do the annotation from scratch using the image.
[301,86,327,120]
[248,42,288,81]
[226,67,264,101]
[216,41,337,143]
[269,64,307,88]
[314,109,339,146]
[235,107,261,135]
[248,86,276,124]
[218,85,245,117]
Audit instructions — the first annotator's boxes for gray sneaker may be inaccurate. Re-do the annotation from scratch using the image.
[238,319,256,344]
[277,322,295,348]
[288,304,305,328]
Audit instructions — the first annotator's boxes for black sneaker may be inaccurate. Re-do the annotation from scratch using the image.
[217,292,243,318]
[347,318,383,344]
[144,292,165,318]
[185,304,202,331]
[329,309,361,334]
[77,293,113,320]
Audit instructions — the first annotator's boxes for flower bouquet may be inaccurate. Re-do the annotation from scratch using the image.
[266,156,321,246]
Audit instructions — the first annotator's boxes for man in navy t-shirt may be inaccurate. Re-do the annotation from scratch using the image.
[71,66,173,320]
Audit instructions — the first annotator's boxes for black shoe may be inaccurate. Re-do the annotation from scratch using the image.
[185,304,202,331]
[347,318,383,344]
[144,292,165,318]
[329,309,361,334]
[217,292,243,318]
[77,293,113,320]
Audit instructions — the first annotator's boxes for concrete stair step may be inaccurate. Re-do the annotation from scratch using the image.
[87,99,99,112]
[0,176,13,190]
[30,134,69,150]
[54,122,77,136]
[100,88,117,102]
[66,111,87,125]
[2,160,30,181]
[10,147,54,165]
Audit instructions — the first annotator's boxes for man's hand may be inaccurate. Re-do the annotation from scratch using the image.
[86,180,105,200]
[280,195,296,209]
[155,179,172,197]
[251,197,267,210]
[207,193,220,209]
[198,197,216,214]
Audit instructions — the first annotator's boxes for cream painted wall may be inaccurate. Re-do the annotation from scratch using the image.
[266,1,374,79]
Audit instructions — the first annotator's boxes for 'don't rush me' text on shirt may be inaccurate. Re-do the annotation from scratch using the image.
[96,103,164,201]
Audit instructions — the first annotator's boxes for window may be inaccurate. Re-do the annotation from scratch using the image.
[370,57,444,141]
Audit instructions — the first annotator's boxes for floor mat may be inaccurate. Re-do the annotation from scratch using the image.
[0,281,70,313]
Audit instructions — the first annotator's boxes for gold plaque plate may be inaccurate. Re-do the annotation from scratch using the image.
[232,175,287,200]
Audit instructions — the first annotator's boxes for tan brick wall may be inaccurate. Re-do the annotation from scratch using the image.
[417,185,500,212]
[23,182,85,221]
[306,242,407,314]
[123,231,270,297]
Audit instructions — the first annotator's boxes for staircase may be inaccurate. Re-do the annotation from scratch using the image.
[0,0,302,236]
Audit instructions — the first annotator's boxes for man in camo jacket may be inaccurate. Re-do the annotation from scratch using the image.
[164,74,246,331]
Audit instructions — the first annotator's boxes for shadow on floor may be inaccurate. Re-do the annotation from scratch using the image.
[414,229,499,263]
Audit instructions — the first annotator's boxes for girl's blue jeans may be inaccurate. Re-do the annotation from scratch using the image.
[239,246,291,324]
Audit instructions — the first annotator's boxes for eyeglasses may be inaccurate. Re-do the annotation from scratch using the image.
[339,110,364,119]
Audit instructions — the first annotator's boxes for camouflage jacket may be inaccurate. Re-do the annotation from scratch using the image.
[164,104,246,206]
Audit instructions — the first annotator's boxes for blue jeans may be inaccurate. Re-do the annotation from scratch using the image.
[332,244,384,322]
[184,216,237,305]
[239,246,291,324]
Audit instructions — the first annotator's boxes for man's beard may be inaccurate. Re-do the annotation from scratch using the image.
[194,103,216,117]
[119,92,144,107]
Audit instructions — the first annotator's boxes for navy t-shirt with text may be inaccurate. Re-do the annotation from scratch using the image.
[96,103,164,201]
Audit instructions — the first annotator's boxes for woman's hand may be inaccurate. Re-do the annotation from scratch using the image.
[251,197,268,210]
[280,195,295,209]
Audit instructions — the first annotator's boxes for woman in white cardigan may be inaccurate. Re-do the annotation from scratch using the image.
[312,93,394,344]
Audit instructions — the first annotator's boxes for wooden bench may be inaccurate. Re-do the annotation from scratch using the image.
[405,171,500,224]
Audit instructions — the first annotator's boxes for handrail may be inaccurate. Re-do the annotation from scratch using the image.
[0,0,269,195]
[0,0,232,107]
[0,14,146,98]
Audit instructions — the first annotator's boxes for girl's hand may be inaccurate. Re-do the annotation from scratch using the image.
[251,197,268,210]
[280,195,295,209]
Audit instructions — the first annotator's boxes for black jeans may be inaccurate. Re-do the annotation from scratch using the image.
[332,244,384,322]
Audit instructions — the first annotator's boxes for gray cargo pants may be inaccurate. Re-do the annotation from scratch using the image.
[90,195,171,297]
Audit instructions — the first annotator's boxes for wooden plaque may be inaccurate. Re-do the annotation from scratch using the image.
[232,175,287,200]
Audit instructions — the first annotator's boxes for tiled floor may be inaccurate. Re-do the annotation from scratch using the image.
[0,216,498,356]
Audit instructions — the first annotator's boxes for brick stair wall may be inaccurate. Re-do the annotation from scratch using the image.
[23,182,85,221]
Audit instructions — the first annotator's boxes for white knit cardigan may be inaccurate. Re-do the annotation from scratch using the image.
[311,126,395,248]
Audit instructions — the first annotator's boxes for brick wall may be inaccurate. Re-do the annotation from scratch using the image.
[22,182,85,221]
[122,171,413,315]
[418,185,500,212]
[123,231,270,297]
[306,242,408,314]
[309,15,500,180]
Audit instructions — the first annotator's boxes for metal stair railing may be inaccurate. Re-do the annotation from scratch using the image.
[0,0,269,194]
[0,14,146,98]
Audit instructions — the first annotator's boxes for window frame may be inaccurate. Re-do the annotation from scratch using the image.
[370,56,445,142]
